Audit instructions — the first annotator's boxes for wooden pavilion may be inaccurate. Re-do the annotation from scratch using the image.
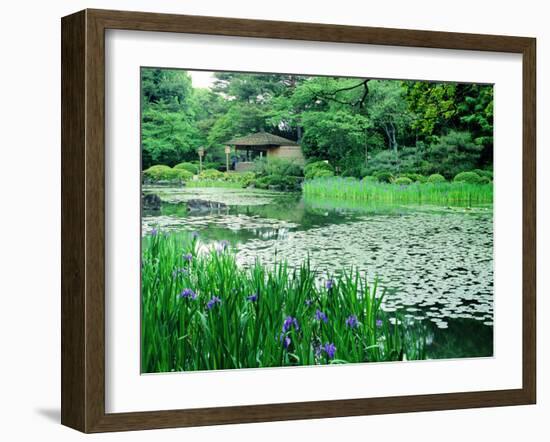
[225,132,304,171]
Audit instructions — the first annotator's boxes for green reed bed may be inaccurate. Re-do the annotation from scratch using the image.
[303,177,493,205]
[141,230,426,373]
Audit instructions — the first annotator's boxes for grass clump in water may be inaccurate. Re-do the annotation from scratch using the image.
[303,176,492,205]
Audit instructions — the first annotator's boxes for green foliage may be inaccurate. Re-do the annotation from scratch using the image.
[142,165,193,182]
[301,111,370,168]
[174,162,199,174]
[140,68,493,181]
[427,173,446,183]
[199,169,224,180]
[401,173,427,183]
[425,131,484,178]
[141,68,204,168]
[254,158,304,178]
[454,171,482,184]
[311,169,335,179]
[141,231,426,372]
[361,175,377,182]
[304,161,334,180]
[394,177,413,185]
[478,176,492,184]
[472,168,493,179]
[252,174,302,191]
[373,171,394,183]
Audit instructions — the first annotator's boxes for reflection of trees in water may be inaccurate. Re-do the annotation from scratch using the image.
[424,317,493,359]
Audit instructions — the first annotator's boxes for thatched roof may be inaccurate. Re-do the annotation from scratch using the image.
[226,132,299,147]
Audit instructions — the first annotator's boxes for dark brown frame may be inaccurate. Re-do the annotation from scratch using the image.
[61,8,536,433]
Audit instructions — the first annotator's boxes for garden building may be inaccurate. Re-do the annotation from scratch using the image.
[225,132,304,171]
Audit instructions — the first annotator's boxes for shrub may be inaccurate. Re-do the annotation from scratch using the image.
[200,169,224,180]
[201,161,221,171]
[427,173,446,183]
[425,131,484,179]
[304,161,334,179]
[311,169,335,179]
[254,158,303,177]
[174,162,199,175]
[251,174,302,191]
[174,169,194,181]
[478,176,492,185]
[394,177,413,185]
[401,173,427,183]
[373,171,394,183]
[143,165,174,181]
[454,171,482,184]
[472,169,493,179]
[143,165,193,182]
[361,175,377,182]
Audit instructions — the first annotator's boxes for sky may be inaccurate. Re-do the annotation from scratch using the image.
[188,70,215,89]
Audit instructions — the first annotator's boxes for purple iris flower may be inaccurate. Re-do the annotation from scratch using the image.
[325,279,334,290]
[282,335,291,349]
[190,231,199,239]
[247,293,258,302]
[179,288,196,300]
[323,342,337,359]
[346,315,359,328]
[315,310,328,323]
[183,253,193,262]
[206,296,222,310]
[282,316,299,333]
[376,319,383,328]
[150,227,158,236]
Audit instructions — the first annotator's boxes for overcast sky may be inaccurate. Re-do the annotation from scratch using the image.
[188,70,215,89]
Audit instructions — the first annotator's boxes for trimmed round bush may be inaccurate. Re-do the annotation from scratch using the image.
[199,169,224,180]
[174,162,199,175]
[311,169,335,179]
[402,173,427,183]
[478,176,492,185]
[143,165,174,181]
[427,173,446,184]
[373,171,394,183]
[173,169,193,181]
[361,175,377,182]
[143,165,193,183]
[472,168,493,179]
[394,177,413,185]
[454,171,482,184]
[304,161,334,180]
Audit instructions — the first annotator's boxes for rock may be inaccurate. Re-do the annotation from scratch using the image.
[186,199,227,212]
[142,193,162,210]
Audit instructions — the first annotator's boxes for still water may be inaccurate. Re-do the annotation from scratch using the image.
[143,186,494,360]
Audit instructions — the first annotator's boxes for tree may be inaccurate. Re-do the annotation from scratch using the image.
[300,110,370,168]
[365,80,412,154]
[141,68,202,168]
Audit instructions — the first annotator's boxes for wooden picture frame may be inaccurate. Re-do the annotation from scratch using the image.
[61,8,536,433]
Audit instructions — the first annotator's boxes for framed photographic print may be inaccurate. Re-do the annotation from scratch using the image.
[61,9,536,433]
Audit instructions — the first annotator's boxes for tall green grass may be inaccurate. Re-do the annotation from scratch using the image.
[141,230,426,373]
[303,177,493,205]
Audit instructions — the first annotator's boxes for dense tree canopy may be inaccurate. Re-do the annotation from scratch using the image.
[141,68,493,177]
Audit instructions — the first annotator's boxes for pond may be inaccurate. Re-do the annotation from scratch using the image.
[143,185,494,360]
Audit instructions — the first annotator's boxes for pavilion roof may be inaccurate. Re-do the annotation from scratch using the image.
[226,132,299,147]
